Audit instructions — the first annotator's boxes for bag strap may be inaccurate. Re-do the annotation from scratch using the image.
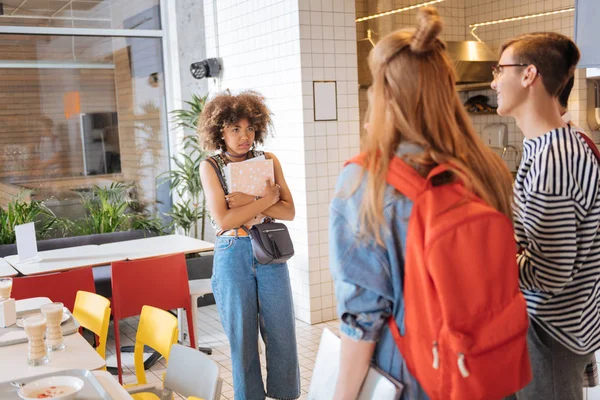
[387,317,405,348]
[346,153,450,201]
[206,156,237,236]
[206,156,228,194]
[387,157,428,201]
[576,131,600,163]
[241,225,253,238]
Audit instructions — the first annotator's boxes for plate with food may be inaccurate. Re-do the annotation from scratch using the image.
[17,376,84,400]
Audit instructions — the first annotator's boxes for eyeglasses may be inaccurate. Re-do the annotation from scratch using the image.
[492,63,530,78]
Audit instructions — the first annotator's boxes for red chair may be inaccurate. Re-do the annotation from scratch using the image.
[110,252,196,384]
[11,267,96,311]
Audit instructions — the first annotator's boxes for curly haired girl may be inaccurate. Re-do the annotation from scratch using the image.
[198,90,300,400]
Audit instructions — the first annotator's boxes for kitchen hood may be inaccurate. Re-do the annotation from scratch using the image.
[357,40,497,91]
[446,41,497,90]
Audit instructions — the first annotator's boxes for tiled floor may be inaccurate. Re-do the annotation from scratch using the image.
[103,305,339,400]
[101,307,600,400]
[587,374,600,400]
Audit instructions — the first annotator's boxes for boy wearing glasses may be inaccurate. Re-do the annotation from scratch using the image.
[492,33,600,400]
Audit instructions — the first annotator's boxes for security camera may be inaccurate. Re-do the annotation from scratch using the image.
[190,58,221,79]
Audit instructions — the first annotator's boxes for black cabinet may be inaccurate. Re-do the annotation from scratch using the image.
[575,0,600,68]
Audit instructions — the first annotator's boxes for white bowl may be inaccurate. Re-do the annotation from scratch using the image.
[18,376,84,400]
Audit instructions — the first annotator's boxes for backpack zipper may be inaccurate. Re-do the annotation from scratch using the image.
[432,341,440,369]
[457,353,470,378]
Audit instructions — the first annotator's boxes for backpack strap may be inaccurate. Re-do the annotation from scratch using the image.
[387,157,427,201]
[346,153,451,201]
[576,131,600,162]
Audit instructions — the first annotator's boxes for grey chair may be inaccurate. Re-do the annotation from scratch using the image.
[126,343,222,400]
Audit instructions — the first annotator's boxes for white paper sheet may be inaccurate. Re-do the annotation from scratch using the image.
[308,328,403,400]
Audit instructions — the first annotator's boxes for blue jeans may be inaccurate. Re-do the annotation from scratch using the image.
[212,236,301,400]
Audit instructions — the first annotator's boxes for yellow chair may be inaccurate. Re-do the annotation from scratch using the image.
[72,290,111,370]
[126,306,179,400]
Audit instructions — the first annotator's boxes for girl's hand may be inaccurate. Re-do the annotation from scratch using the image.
[264,179,281,206]
[225,192,255,208]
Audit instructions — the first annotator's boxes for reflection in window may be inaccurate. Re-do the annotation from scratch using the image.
[80,112,121,175]
[0,67,123,183]
[0,33,169,219]
[0,0,160,30]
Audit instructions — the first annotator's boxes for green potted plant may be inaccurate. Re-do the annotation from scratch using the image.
[164,94,217,310]
[160,94,210,240]
[0,193,58,245]
[60,182,163,236]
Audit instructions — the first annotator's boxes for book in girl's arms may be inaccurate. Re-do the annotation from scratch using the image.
[227,158,275,226]
[228,158,274,196]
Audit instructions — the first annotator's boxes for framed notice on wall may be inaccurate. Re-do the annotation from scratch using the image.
[313,81,337,121]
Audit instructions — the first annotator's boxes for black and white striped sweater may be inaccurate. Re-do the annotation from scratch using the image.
[514,125,600,355]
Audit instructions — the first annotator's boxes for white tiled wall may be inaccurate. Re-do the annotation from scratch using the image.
[298,0,361,324]
[203,0,360,324]
[201,0,588,324]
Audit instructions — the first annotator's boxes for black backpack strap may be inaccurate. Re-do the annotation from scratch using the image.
[205,156,228,194]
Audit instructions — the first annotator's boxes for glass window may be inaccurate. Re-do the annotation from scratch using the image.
[0,33,169,217]
[0,0,161,30]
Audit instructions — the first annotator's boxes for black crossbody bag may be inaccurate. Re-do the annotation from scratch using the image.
[207,157,295,265]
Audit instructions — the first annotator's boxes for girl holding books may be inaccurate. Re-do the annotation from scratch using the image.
[198,90,300,400]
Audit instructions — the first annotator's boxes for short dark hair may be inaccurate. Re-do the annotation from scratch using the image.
[558,75,575,109]
[197,90,273,151]
[500,32,580,97]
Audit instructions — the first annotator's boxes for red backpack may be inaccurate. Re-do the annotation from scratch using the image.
[348,154,532,400]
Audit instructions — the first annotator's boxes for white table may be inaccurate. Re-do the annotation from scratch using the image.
[3,245,113,276]
[0,258,18,278]
[0,298,106,381]
[4,235,214,276]
[93,370,133,399]
[98,234,214,260]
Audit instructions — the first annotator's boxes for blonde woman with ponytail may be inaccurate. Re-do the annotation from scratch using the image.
[329,7,514,400]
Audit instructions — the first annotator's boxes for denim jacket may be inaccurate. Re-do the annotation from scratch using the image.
[329,145,429,400]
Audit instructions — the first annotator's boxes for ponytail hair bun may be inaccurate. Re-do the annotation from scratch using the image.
[410,6,443,54]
